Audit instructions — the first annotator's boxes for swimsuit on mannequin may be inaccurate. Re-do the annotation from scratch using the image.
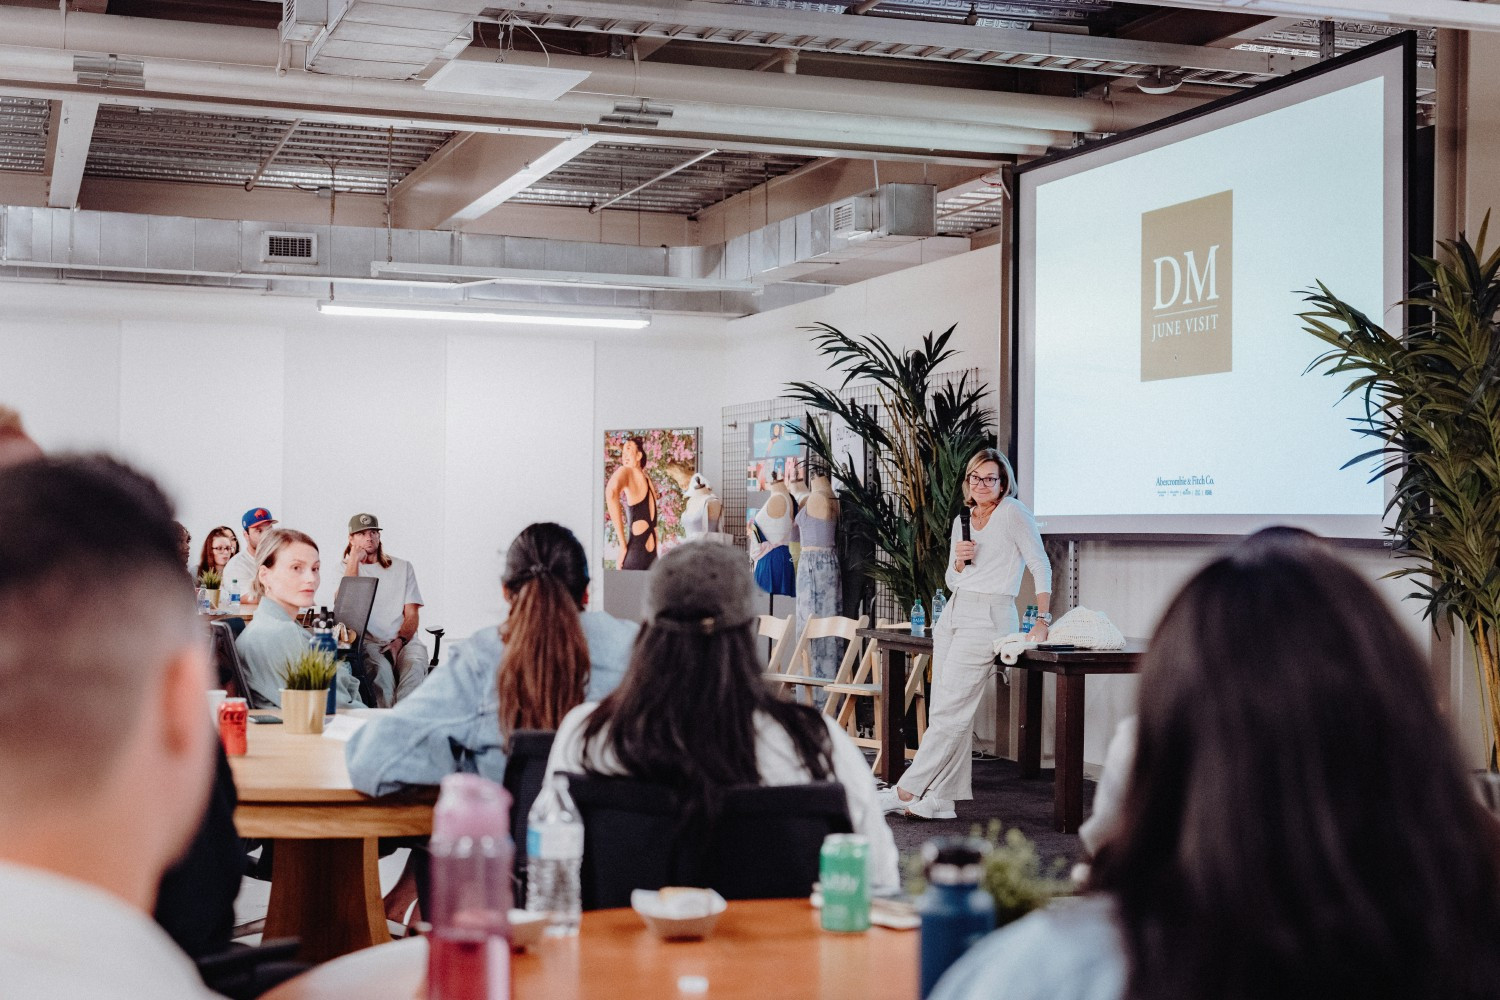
[796,475,842,700]
[751,480,797,597]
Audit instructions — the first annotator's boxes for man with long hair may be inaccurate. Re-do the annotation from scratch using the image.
[344,512,428,706]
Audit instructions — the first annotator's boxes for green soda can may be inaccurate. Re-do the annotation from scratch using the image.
[820,833,871,932]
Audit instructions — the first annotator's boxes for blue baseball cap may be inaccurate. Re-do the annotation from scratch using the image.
[242,507,277,532]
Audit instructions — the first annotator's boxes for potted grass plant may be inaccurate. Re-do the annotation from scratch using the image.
[278,650,338,734]
[1301,220,1500,763]
[198,568,221,608]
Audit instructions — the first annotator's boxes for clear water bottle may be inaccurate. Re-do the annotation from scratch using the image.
[427,774,514,1000]
[227,576,241,609]
[1021,604,1037,634]
[526,774,584,936]
[918,837,996,998]
[931,589,947,624]
[910,598,926,637]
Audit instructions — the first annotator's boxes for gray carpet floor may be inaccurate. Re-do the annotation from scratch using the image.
[882,755,1094,874]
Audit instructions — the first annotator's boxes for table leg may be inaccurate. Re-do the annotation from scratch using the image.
[264,837,390,963]
[879,647,907,786]
[1017,667,1042,779]
[1054,674,1086,833]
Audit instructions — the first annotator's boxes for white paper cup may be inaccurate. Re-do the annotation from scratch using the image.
[207,689,228,723]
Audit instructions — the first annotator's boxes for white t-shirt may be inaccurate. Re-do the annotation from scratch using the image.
[221,550,257,598]
[546,702,901,893]
[0,861,221,1000]
[358,556,423,642]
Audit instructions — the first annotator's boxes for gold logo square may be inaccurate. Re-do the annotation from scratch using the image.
[1141,190,1233,382]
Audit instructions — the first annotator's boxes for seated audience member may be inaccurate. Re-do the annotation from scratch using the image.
[346,522,637,797]
[195,525,239,585]
[343,513,428,706]
[545,541,900,893]
[0,456,220,999]
[0,404,42,467]
[175,522,192,570]
[234,528,360,709]
[933,532,1500,1000]
[221,507,276,605]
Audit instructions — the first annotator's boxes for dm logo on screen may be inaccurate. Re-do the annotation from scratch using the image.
[1140,190,1233,382]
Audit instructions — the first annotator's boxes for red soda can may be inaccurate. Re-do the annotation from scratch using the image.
[219,697,248,756]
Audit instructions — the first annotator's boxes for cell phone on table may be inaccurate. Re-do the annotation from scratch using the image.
[248,713,283,724]
[1034,643,1077,651]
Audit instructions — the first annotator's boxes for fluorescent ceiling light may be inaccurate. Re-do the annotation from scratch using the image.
[317,301,650,330]
[423,60,591,101]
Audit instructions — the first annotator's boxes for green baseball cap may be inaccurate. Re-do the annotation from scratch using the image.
[348,513,381,534]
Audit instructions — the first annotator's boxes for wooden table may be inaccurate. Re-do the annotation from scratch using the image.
[1010,641,1145,834]
[260,898,919,1000]
[228,715,436,963]
[854,626,933,785]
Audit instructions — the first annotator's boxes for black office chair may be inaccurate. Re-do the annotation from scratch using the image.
[564,774,853,910]
[333,576,380,707]
[502,730,558,902]
[426,627,446,668]
[208,620,257,706]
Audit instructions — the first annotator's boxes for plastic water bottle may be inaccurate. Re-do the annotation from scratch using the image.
[910,598,926,637]
[1021,604,1037,634]
[526,774,584,936]
[918,837,996,998]
[427,774,514,1000]
[227,576,241,609]
[931,589,947,624]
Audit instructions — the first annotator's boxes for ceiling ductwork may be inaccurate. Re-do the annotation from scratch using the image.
[300,0,488,81]
[0,185,962,316]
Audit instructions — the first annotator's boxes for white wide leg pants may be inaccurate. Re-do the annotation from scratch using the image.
[896,591,1017,802]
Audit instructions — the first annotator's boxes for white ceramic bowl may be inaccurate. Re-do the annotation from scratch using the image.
[508,909,549,951]
[630,888,728,941]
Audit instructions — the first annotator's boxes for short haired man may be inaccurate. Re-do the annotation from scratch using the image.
[344,513,429,706]
[221,506,277,605]
[0,456,219,998]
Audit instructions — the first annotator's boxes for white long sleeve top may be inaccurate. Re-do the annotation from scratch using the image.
[943,496,1052,597]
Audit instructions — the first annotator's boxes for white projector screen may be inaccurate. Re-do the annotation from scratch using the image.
[1013,35,1413,539]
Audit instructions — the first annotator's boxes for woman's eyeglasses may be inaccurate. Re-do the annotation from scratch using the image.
[967,474,1002,487]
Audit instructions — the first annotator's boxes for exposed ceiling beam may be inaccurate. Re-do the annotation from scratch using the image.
[1098,0,1500,33]
[395,130,600,229]
[498,0,1315,77]
[46,98,98,208]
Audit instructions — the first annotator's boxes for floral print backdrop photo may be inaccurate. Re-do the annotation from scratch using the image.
[602,427,699,571]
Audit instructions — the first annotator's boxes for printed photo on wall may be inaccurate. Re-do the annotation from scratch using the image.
[603,427,699,572]
[745,418,805,491]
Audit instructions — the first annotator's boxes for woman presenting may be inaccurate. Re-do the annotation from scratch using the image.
[879,447,1051,820]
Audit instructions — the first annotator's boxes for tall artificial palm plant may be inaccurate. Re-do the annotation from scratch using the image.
[785,322,994,614]
[1301,221,1500,760]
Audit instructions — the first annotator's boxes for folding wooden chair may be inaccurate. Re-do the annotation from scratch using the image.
[766,614,867,706]
[825,622,930,774]
[757,613,795,674]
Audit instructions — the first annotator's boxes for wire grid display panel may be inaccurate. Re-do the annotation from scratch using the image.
[722,366,984,624]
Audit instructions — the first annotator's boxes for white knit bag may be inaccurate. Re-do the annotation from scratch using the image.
[1048,606,1125,650]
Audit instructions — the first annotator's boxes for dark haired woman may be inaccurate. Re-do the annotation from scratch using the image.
[544,541,900,892]
[195,525,238,585]
[605,436,659,570]
[345,523,638,797]
[932,532,1500,1000]
[879,447,1051,820]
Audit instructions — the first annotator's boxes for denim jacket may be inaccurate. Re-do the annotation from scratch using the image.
[344,612,639,797]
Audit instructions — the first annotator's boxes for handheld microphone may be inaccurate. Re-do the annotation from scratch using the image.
[958,507,972,567]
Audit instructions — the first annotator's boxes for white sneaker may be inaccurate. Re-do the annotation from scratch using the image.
[877,787,909,814]
[904,796,957,820]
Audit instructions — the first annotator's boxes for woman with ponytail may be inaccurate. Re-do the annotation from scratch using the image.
[345,523,639,797]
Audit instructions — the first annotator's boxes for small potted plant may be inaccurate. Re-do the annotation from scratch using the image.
[278,650,338,734]
[198,568,221,609]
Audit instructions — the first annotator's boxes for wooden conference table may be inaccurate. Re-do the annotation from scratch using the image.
[227,712,437,963]
[261,898,918,1000]
[1013,641,1145,833]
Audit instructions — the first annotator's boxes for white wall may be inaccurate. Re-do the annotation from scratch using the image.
[0,279,728,649]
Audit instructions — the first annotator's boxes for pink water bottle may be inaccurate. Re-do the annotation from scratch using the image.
[427,774,514,1000]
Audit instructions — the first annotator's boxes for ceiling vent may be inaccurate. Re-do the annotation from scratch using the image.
[261,232,318,264]
[830,197,873,240]
[280,0,329,44]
